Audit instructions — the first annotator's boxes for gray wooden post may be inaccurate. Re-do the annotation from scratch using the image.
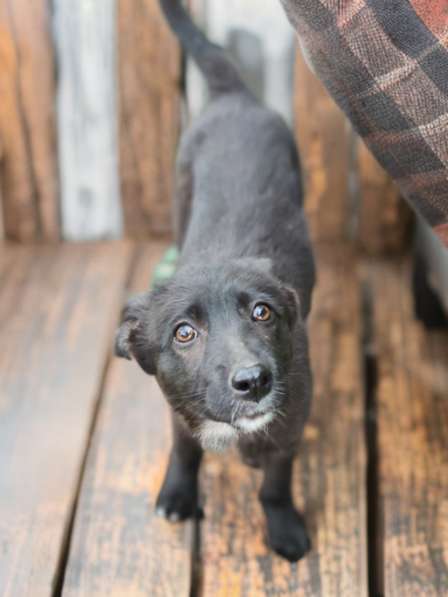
[53,0,122,240]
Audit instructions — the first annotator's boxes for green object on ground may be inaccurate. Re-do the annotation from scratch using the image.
[151,245,179,288]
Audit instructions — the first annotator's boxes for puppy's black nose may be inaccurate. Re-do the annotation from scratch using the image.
[231,365,273,401]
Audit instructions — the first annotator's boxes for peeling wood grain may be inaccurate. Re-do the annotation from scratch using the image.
[368,260,448,596]
[62,243,193,597]
[0,242,132,596]
[199,246,368,596]
[0,0,59,241]
[118,0,181,238]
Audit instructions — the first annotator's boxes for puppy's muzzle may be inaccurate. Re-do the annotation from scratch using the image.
[231,364,273,402]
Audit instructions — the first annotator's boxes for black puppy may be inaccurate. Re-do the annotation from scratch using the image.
[115,0,315,562]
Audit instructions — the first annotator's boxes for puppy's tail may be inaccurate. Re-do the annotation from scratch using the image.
[159,0,244,96]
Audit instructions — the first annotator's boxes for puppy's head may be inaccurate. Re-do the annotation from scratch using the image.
[115,258,302,450]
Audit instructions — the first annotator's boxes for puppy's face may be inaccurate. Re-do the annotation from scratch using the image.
[116,259,300,450]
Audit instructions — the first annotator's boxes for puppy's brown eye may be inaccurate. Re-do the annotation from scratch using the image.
[174,323,197,343]
[252,303,271,322]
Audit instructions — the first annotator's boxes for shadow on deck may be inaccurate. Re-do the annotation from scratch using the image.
[0,241,447,596]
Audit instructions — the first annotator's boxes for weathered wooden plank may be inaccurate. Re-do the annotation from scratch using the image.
[357,140,412,255]
[0,139,4,238]
[53,0,122,240]
[368,260,448,596]
[118,0,180,238]
[294,49,351,245]
[62,243,193,597]
[200,247,368,596]
[295,49,411,254]
[0,242,132,596]
[0,0,59,241]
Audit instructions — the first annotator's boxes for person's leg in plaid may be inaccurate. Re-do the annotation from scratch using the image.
[279,0,448,248]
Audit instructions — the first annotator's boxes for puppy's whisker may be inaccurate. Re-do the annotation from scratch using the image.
[174,390,207,404]
[176,391,205,400]
[231,402,244,425]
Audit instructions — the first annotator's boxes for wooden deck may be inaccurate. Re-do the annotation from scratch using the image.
[0,241,447,596]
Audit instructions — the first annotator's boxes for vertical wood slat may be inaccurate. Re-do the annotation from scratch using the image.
[0,137,4,239]
[294,47,412,253]
[118,0,181,239]
[54,0,122,241]
[357,140,412,255]
[0,0,59,241]
[294,47,351,245]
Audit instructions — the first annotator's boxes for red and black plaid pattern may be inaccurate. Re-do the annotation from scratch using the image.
[280,0,448,247]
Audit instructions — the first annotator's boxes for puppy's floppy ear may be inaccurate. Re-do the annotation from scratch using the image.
[115,292,156,374]
[115,319,139,360]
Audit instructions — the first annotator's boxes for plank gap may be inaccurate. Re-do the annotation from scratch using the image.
[52,245,140,597]
[190,513,202,597]
[361,278,384,597]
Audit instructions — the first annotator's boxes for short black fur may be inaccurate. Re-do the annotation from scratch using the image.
[116,0,316,562]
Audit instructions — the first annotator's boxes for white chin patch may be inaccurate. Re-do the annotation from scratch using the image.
[197,420,238,452]
[235,411,274,434]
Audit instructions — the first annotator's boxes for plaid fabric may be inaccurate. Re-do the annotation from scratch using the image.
[280,0,448,248]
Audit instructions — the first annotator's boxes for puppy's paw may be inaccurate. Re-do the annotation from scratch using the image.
[264,504,311,562]
[155,485,200,522]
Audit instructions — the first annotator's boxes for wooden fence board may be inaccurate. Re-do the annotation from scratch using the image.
[357,141,412,255]
[53,0,122,240]
[0,145,4,238]
[368,260,448,596]
[199,247,368,596]
[62,243,193,597]
[0,242,132,596]
[0,0,59,241]
[118,1,180,238]
[294,49,351,245]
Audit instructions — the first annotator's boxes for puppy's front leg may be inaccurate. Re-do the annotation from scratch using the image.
[156,414,203,522]
[259,452,310,562]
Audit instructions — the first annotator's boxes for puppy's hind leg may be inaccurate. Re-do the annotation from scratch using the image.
[259,452,310,562]
[156,413,203,522]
